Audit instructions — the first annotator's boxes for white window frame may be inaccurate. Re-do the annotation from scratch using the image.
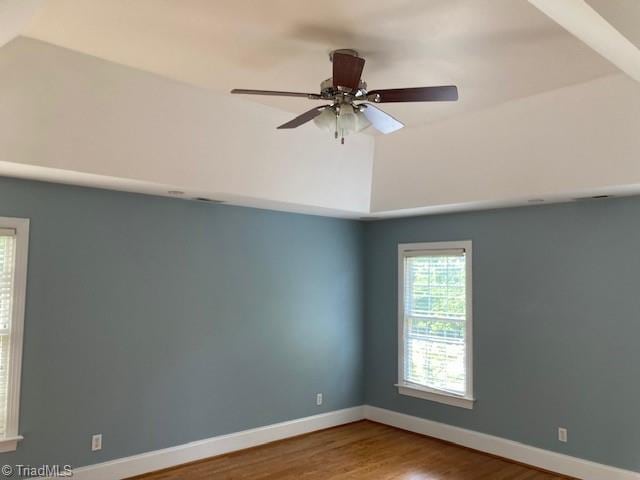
[396,241,474,409]
[0,217,29,452]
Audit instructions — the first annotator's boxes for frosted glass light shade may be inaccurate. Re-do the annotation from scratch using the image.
[314,104,371,137]
[313,107,337,132]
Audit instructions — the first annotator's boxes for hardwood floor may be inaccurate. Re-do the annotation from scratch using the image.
[130,420,570,479]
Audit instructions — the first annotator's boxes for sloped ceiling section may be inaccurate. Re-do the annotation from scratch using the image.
[588,0,640,48]
[0,0,42,48]
[370,73,640,216]
[0,38,373,217]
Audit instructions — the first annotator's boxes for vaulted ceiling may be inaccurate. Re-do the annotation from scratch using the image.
[1,0,640,218]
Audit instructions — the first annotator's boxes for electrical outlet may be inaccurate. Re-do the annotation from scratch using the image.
[91,434,102,451]
[316,393,323,406]
[558,427,568,443]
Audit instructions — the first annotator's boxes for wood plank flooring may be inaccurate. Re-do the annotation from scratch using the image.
[130,420,570,479]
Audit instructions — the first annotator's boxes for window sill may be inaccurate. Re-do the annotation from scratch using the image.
[0,435,23,453]
[395,384,475,410]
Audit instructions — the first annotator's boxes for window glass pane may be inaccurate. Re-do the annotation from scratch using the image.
[0,234,16,436]
[403,253,467,395]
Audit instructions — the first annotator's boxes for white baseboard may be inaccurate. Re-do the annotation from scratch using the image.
[64,406,364,480]
[364,405,640,480]
[43,404,639,480]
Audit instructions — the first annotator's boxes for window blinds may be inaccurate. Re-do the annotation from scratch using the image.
[0,229,16,437]
[403,250,467,396]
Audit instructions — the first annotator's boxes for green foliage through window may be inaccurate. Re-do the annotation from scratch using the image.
[403,252,467,395]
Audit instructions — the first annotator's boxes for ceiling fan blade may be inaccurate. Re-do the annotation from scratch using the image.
[368,86,458,103]
[360,104,404,134]
[277,106,329,129]
[231,89,322,99]
[332,53,365,91]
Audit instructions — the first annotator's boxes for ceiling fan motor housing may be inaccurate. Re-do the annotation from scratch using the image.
[320,78,368,100]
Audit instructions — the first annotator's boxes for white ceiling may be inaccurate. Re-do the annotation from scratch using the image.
[0,0,41,48]
[0,37,373,217]
[587,0,640,48]
[24,0,617,128]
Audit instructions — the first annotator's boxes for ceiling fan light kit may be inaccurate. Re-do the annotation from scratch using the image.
[313,104,371,144]
[231,49,458,143]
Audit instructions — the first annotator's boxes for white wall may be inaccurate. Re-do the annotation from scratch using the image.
[371,73,640,213]
[0,38,373,215]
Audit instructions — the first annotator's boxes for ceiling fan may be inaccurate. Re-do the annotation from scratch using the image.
[231,49,458,143]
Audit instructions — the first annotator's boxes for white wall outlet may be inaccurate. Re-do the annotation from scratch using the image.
[316,393,323,406]
[558,427,568,443]
[91,433,103,451]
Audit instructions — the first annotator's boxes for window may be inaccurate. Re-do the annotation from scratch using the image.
[0,217,29,452]
[397,241,474,409]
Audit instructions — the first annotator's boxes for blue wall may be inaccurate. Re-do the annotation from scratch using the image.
[0,176,364,469]
[364,197,640,472]
[2,174,639,473]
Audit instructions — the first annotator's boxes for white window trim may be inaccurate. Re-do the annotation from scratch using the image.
[0,217,29,453]
[396,241,475,410]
